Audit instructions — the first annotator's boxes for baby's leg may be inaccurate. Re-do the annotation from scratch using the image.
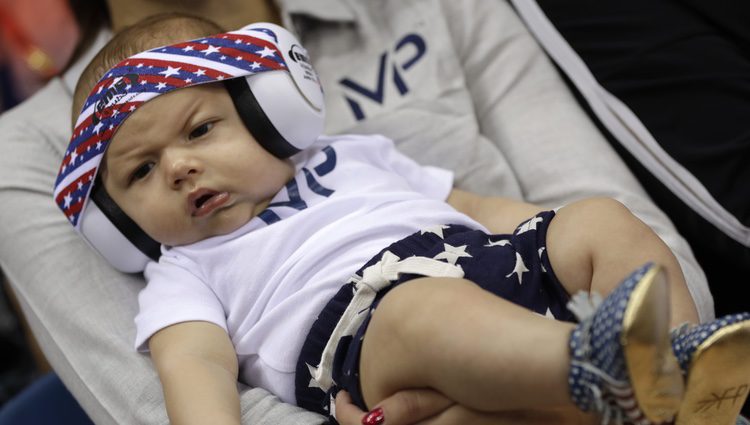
[360,265,685,423]
[359,276,577,412]
[545,197,698,325]
[543,198,750,424]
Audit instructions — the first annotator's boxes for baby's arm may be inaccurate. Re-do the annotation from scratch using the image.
[149,321,240,425]
[447,188,542,234]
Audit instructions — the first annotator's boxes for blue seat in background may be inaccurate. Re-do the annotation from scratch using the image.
[0,373,94,425]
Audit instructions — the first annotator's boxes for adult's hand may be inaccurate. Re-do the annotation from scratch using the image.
[334,390,598,425]
[334,389,453,425]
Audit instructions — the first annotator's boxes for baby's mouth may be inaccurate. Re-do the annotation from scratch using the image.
[188,189,229,217]
[197,193,213,207]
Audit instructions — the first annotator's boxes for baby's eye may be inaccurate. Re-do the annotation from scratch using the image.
[189,122,214,140]
[130,162,154,183]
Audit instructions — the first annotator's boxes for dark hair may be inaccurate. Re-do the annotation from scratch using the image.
[72,12,224,126]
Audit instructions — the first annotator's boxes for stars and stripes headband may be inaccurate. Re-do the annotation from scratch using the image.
[53,22,325,272]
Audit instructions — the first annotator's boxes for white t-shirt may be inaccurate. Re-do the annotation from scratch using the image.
[135,134,484,403]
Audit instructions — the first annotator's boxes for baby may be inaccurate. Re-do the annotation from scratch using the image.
[55,13,750,425]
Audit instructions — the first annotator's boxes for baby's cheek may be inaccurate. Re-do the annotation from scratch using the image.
[143,214,183,246]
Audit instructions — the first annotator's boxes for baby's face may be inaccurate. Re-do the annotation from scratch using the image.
[101,84,295,246]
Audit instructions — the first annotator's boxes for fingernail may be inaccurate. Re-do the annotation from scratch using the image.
[362,407,384,425]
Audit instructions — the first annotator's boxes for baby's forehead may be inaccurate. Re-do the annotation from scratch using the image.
[106,83,219,145]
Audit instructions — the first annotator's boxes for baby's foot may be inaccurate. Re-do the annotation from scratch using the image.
[567,263,684,424]
[671,313,750,425]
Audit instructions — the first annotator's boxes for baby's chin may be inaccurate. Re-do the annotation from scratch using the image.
[154,210,258,247]
[157,228,236,247]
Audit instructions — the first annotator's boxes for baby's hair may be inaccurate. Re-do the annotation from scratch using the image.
[72,12,224,128]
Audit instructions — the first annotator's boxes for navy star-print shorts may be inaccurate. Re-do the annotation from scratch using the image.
[295,210,575,422]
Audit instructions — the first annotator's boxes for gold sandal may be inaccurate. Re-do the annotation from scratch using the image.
[673,314,750,425]
[567,263,684,424]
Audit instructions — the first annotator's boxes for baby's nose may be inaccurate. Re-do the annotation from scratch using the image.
[167,156,201,189]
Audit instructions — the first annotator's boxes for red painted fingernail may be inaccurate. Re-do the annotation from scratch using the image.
[362,407,384,425]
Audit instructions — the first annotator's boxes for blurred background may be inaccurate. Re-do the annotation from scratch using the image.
[0,0,78,408]
[0,0,77,112]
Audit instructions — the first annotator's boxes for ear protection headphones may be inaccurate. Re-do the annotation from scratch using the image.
[53,22,325,273]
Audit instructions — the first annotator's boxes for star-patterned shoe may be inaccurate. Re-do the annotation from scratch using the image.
[671,313,750,425]
[567,263,684,424]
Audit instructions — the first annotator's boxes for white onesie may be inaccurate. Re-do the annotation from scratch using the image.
[135,133,483,403]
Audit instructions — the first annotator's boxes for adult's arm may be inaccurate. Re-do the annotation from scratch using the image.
[0,78,324,425]
[442,0,713,322]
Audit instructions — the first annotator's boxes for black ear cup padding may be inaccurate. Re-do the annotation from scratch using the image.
[90,179,161,261]
[223,78,300,159]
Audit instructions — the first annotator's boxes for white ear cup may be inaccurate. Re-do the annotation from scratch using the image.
[80,201,151,273]
[233,22,325,156]
[245,70,324,152]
